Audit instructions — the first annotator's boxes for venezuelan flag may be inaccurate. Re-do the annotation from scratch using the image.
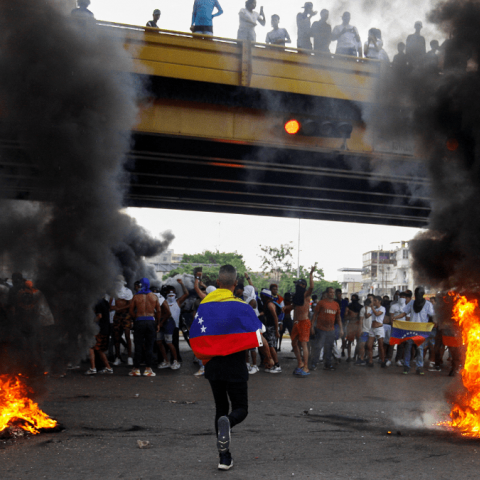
[189,288,264,364]
[391,320,434,346]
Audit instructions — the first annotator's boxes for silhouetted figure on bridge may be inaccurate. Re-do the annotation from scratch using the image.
[237,0,265,42]
[392,42,410,76]
[310,9,331,53]
[405,21,426,69]
[71,0,94,19]
[424,40,440,74]
[191,0,224,36]
[265,14,291,47]
[297,2,317,50]
[331,12,361,57]
[364,28,389,63]
[146,9,161,28]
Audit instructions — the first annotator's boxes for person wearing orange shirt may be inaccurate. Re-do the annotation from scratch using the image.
[310,287,343,371]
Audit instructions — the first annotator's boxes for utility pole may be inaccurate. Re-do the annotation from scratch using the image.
[297,218,301,277]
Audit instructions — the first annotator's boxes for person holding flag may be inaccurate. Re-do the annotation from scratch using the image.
[189,264,273,471]
[391,286,435,375]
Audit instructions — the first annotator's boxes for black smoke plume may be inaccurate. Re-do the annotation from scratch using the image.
[0,0,172,375]
[367,0,480,291]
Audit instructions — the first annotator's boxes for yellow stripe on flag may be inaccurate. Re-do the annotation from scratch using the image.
[200,288,246,305]
[392,320,434,332]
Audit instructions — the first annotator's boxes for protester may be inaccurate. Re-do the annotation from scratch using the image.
[110,276,134,366]
[366,296,386,368]
[310,9,331,53]
[191,0,223,35]
[259,288,282,373]
[406,21,426,69]
[189,264,273,471]
[310,286,343,371]
[147,9,161,28]
[296,2,317,50]
[364,28,390,63]
[265,14,291,47]
[334,289,349,357]
[392,42,410,75]
[344,294,362,362]
[237,0,265,42]
[290,266,315,376]
[331,12,361,57]
[425,40,440,73]
[278,292,293,351]
[86,298,113,375]
[394,286,435,375]
[243,284,260,374]
[355,298,372,366]
[129,277,162,377]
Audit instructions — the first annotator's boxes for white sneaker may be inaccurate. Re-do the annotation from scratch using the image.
[248,364,258,374]
[246,362,251,371]
[429,361,435,369]
[158,361,170,369]
[396,360,404,367]
[171,360,181,370]
[113,358,122,366]
[143,367,156,377]
[269,365,282,373]
[194,367,205,376]
[127,357,133,366]
[385,360,392,367]
[85,368,97,375]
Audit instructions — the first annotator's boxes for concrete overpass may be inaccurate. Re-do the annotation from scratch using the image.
[1,22,430,227]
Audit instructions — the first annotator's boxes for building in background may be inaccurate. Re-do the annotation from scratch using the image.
[337,268,363,296]
[361,248,396,297]
[390,241,413,293]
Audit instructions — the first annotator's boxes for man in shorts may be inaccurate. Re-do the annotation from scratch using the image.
[259,289,281,373]
[366,296,386,368]
[355,298,372,366]
[290,266,315,376]
[310,287,343,371]
[86,298,113,375]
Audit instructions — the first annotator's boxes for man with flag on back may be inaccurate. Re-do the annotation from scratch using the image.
[189,264,273,471]
[391,286,435,375]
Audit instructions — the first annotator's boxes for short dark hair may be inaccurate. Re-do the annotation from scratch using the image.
[405,290,413,298]
[326,287,334,293]
[269,283,278,290]
[335,288,342,294]
[312,294,318,301]
[374,295,382,302]
[218,264,237,287]
[271,14,280,20]
[351,294,359,301]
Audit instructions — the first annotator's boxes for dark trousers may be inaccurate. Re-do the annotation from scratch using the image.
[311,328,336,368]
[171,327,182,363]
[133,321,155,368]
[208,380,248,435]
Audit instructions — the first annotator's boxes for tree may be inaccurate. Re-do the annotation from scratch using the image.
[166,250,248,286]
[259,243,295,281]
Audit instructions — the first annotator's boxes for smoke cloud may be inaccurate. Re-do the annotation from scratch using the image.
[0,0,172,375]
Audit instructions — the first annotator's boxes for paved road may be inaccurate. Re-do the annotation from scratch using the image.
[2,340,479,480]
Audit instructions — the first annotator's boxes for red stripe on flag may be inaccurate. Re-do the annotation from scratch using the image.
[390,335,428,346]
[190,332,260,364]
[442,335,462,347]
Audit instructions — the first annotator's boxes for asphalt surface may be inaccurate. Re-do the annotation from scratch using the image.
[2,339,480,480]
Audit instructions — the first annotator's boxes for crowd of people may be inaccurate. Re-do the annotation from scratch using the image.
[70,0,466,76]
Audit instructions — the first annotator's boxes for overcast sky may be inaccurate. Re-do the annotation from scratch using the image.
[90,0,434,280]
[127,208,423,281]
[93,0,442,58]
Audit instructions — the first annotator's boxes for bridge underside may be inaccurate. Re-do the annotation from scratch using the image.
[126,132,430,228]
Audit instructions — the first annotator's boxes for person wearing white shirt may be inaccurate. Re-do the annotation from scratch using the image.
[366,296,386,367]
[237,0,266,42]
[331,12,362,57]
[354,299,372,366]
[394,287,434,375]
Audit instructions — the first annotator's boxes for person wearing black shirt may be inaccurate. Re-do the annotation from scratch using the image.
[85,298,113,375]
[344,294,362,362]
[147,9,161,28]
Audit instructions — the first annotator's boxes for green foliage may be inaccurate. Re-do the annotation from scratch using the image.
[166,250,247,285]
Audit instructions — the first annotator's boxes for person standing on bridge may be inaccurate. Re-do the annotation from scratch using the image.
[265,14,291,47]
[296,2,317,50]
[190,0,224,36]
[310,9,331,53]
[71,0,95,19]
[331,12,362,57]
[237,0,266,42]
[146,9,161,28]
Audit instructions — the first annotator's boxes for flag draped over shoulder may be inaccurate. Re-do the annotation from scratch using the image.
[391,320,434,346]
[189,288,264,364]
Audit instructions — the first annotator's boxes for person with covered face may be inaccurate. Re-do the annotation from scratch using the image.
[110,276,134,367]
[393,286,435,375]
[259,288,282,372]
[129,277,162,377]
[164,279,190,366]
[237,0,266,42]
[296,2,317,50]
[331,11,362,57]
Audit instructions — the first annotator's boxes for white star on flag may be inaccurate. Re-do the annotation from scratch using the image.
[195,313,199,319]
[201,326,207,333]
[198,318,204,324]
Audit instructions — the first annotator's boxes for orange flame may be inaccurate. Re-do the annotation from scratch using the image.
[445,293,480,436]
[0,374,57,434]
